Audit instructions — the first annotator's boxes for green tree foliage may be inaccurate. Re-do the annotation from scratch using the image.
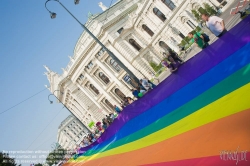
[203,3,217,16]
[191,10,201,21]
[198,7,207,15]
[34,164,43,166]
[0,152,20,166]
[45,148,66,166]
[195,26,202,32]
[149,62,162,72]
[180,36,191,47]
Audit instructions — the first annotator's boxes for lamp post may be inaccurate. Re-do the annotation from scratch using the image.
[44,0,139,83]
[48,90,92,133]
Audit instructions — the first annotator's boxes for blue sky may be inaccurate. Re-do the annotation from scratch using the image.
[0,0,117,162]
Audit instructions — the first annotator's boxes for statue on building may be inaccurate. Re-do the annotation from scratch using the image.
[168,24,180,35]
[185,10,196,21]
[98,2,108,11]
[88,12,94,19]
[44,65,51,73]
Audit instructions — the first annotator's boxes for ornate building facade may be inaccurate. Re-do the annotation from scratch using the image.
[57,115,89,150]
[45,0,233,128]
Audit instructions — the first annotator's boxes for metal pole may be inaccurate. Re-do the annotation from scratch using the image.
[57,1,139,83]
[49,90,92,133]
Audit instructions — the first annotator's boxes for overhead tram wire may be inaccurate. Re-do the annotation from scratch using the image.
[34,133,56,150]
[26,107,64,150]
[0,88,47,115]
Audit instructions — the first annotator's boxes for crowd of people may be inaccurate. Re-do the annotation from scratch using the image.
[161,50,184,72]
[70,13,228,159]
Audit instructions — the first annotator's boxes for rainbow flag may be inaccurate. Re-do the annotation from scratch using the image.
[65,16,250,166]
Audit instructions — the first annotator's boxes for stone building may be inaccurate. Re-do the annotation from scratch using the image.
[45,0,234,128]
[57,115,89,150]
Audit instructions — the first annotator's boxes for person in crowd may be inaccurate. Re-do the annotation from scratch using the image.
[120,102,125,109]
[83,136,90,146]
[80,141,84,148]
[123,97,130,107]
[140,78,153,90]
[102,121,108,130]
[188,31,207,49]
[114,104,122,113]
[161,59,177,72]
[89,133,96,142]
[201,13,227,37]
[104,118,109,125]
[127,97,134,104]
[87,135,92,143]
[110,113,115,121]
[106,114,113,123]
[96,122,104,133]
[75,146,79,155]
[148,79,156,88]
[137,86,147,95]
[131,88,139,98]
[95,131,101,138]
[165,50,184,64]
[138,81,147,91]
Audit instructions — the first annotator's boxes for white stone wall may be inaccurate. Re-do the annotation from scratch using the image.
[57,115,89,150]
[46,0,230,123]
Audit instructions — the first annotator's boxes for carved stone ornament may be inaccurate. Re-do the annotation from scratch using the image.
[144,52,153,62]
[98,2,108,11]
[147,4,154,14]
[125,33,133,41]
[180,16,187,24]
[137,20,144,30]
[185,10,196,21]
[123,11,138,29]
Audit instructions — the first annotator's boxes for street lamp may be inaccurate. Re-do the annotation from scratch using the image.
[74,0,80,5]
[44,0,139,83]
[48,90,92,133]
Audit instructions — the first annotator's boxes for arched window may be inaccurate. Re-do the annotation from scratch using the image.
[179,32,185,39]
[99,72,110,84]
[110,59,121,72]
[129,39,142,51]
[142,24,154,37]
[105,99,114,109]
[161,0,176,11]
[90,84,99,95]
[186,20,196,29]
[159,41,172,52]
[123,75,138,88]
[153,8,166,22]
[115,88,126,100]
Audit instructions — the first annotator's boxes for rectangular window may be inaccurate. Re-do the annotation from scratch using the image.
[79,74,84,79]
[87,61,93,68]
[97,48,106,56]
